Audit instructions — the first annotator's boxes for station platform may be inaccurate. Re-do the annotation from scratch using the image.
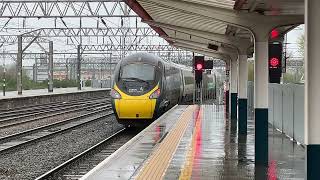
[0,87,110,110]
[0,87,109,100]
[82,104,305,180]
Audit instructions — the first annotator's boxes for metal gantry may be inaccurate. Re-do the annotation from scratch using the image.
[0,36,48,43]
[0,0,136,18]
[0,0,225,95]
[0,27,161,50]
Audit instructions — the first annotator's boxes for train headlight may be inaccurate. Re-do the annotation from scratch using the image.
[110,89,121,99]
[149,89,160,99]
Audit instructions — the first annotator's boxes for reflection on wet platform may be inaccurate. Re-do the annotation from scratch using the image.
[165,104,304,179]
[82,104,305,180]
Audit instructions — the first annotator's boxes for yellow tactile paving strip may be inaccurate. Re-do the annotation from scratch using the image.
[179,107,203,180]
[136,105,196,180]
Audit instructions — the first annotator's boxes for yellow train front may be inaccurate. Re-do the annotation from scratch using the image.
[110,53,182,126]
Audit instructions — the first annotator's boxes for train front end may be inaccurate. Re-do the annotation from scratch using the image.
[110,54,162,126]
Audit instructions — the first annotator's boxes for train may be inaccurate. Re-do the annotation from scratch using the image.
[110,52,215,126]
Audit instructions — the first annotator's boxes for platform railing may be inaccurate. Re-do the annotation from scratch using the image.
[193,82,216,104]
[248,82,305,145]
[91,79,113,88]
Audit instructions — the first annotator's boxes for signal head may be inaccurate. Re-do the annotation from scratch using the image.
[269,57,280,68]
[196,63,203,70]
[270,29,279,39]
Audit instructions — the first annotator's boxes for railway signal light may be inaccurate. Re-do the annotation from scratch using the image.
[194,56,204,84]
[196,63,203,71]
[269,57,280,68]
[204,60,213,69]
[270,29,279,39]
[269,42,282,83]
[194,56,204,71]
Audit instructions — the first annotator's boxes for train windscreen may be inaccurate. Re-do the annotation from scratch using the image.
[121,63,155,81]
[118,63,157,95]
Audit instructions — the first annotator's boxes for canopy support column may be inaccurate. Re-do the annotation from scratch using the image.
[254,32,269,166]
[230,55,238,121]
[238,53,248,135]
[305,0,320,179]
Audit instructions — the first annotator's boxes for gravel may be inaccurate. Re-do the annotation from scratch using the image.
[0,101,108,138]
[0,111,82,138]
[53,130,139,180]
[0,113,123,180]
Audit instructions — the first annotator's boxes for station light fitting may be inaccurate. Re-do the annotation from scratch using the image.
[207,43,218,51]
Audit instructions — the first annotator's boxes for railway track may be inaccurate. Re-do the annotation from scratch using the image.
[0,96,110,119]
[35,128,139,180]
[0,105,114,153]
[0,95,110,112]
[0,100,109,129]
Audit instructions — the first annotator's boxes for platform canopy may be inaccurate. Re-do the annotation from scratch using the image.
[125,0,304,60]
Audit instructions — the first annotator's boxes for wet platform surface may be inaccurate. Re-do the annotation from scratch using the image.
[165,105,305,179]
[0,87,109,99]
[82,104,305,180]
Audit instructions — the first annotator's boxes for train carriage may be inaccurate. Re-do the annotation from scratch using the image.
[110,52,215,126]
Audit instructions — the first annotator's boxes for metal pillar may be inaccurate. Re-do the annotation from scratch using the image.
[33,59,37,82]
[225,60,230,117]
[238,54,248,135]
[230,56,238,121]
[48,41,53,92]
[254,34,269,165]
[110,54,112,88]
[2,48,6,96]
[305,0,320,179]
[65,57,69,80]
[77,45,81,90]
[17,35,23,95]
[32,64,35,82]
[2,66,5,96]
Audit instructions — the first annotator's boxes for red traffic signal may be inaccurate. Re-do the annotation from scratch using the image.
[193,56,213,70]
[196,63,203,70]
[270,29,279,39]
[268,42,282,83]
[194,56,204,84]
[269,57,280,68]
[194,56,204,71]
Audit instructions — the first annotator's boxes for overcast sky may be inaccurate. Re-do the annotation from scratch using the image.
[286,25,304,59]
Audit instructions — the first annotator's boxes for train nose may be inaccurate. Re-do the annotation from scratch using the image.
[118,99,156,119]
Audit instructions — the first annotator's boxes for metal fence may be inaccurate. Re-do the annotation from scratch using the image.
[248,82,304,145]
[193,82,216,104]
[91,79,113,88]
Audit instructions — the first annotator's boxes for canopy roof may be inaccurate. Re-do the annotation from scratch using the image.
[126,0,304,60]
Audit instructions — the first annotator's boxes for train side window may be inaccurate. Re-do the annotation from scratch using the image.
[185,76,194,85]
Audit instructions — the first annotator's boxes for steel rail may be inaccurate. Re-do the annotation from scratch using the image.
[0,101,108,129]
[35,128,127,180]
[0,99,108,120]
[0,105,113,153]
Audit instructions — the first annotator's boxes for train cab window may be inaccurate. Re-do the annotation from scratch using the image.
[120,63,155,82]
[118,63,158,95]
